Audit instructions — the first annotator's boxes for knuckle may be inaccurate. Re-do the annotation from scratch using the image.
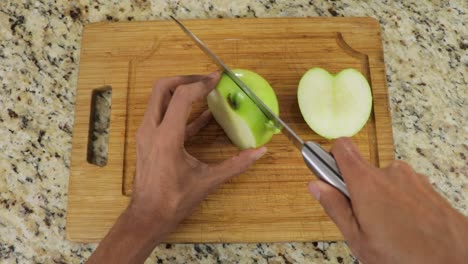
[334,137,350,146]
[152,78,175,95]
[152,78,168,89]
[388,160,411,171]
[331,137,352,155]
[386,160,417,178]
[173,85,192,101]
[151,85,163,97]
[334,137,349,146]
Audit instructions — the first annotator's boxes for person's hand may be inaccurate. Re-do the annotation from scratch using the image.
[308,138,468,264]
[88,72,266,264]
[129,71,266,229]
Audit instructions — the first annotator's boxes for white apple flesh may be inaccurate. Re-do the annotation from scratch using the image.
[298,68,373,139]
[207,69,280,149]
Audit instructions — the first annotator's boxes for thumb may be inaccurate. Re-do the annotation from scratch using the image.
[308,181,360,241]
[209,147,267,186]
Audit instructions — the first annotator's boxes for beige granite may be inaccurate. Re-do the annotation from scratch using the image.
[0,0,466,263]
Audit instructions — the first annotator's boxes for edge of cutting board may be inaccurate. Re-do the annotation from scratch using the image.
[66,17,394,243]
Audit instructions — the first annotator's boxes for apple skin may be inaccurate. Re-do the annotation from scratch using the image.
[298,67,372,139]
[207,69,280,149]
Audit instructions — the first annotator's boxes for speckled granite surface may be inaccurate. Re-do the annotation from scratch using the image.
[0,0,466,263]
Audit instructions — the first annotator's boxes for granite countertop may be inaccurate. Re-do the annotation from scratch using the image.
[0,0,466,263]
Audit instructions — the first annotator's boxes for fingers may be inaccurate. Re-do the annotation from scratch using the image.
[162,71,221,142]
[308,181,360,242]
[185,110,212,141]
[146,75,206,127]
[208,147,267,186]
[331,137,372,191]
[383,160,414,176]
[331,138,370,168]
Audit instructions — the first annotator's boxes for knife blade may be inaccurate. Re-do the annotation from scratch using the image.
[171,16,350,198]
[170,16,304,149]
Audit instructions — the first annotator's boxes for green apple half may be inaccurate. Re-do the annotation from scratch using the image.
[207,69,280,149]
[298,68,373,139]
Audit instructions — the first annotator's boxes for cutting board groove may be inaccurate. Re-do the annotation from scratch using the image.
[67,17,394,242]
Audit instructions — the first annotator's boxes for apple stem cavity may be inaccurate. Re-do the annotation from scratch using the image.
[227,93,239,110]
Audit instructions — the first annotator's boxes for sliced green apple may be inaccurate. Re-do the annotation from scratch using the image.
[207,69,280,149]
[298,68,372,139]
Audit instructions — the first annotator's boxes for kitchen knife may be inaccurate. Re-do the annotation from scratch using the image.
[171,16,350,198]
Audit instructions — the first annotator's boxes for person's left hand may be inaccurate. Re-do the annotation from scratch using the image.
[87,72,267,264]
[129,71,267,232]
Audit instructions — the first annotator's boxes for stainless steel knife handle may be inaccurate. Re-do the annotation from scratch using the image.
[301,141,350,198]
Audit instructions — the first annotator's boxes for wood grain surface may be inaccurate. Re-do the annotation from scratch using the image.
[67,17,394,242]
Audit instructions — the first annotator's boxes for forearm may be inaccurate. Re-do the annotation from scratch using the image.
[87,207,171,264]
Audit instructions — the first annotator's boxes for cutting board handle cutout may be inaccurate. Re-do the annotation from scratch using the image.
[87,86,112,167]
[335,32,379,167]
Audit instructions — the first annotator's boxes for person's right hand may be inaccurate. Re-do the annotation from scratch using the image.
[308,138,468,264]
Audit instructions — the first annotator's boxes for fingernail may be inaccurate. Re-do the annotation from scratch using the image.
[308,182,321,201]
[254,147,267,160]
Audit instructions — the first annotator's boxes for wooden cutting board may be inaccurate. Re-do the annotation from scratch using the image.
[67,17,394,242]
